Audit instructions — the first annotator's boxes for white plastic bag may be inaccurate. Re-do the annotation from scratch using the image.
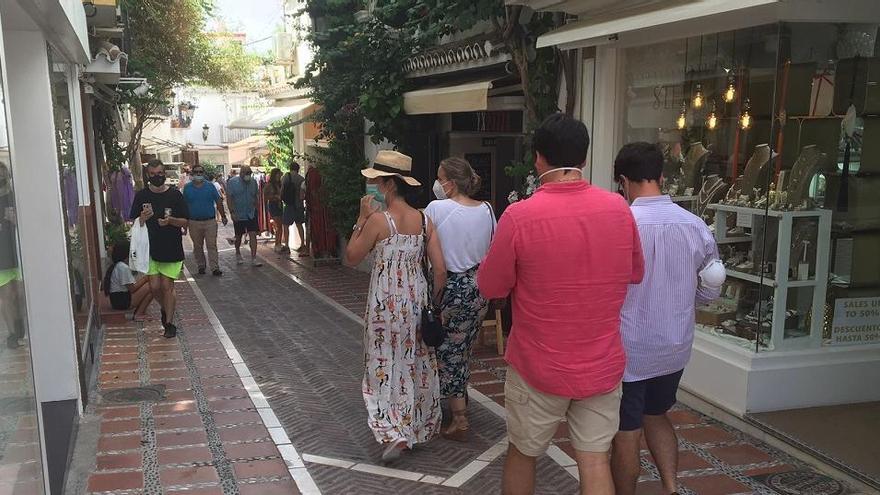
[129,220,150,274]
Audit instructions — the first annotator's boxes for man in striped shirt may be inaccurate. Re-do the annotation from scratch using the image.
[610,142,724,495]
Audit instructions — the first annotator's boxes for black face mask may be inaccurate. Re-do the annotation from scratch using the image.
[149,175,166,187]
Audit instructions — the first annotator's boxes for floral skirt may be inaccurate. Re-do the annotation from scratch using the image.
[436,267,489,398]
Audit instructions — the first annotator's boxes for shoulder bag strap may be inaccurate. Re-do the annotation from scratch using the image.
[484,201,496,238]
[418,211,436,305]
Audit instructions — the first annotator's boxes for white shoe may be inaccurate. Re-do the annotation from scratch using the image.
[236,254,244,265]
[251,258,262,267]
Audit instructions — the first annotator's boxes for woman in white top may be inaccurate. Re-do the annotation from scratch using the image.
[425,157,496,441]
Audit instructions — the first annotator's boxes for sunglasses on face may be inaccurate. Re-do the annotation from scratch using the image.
[192,170,204,174]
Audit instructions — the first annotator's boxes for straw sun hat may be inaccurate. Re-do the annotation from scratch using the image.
[361,150,421,187]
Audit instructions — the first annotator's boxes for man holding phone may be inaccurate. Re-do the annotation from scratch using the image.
[130,159,189,338]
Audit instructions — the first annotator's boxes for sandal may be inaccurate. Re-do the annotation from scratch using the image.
[381,438,408,462]
[441,410,469,442]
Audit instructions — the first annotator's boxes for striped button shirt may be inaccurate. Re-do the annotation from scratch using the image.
[621,195,721,382]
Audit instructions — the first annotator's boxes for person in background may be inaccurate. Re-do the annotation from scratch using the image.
[129,159,190,338]
[265,168,285,253]
[425,157,495,441]
[281,161,308,255]
[344,150,445,461]
[478,114,644,495]
[210,172,224,196]
[183,164,227,276]
[611,142,724,495]
[0,162,25,349]
[102,241,154,320]
[179,165,191,190]
[226,164,262,267]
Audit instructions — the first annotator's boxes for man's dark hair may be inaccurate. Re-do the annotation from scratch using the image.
[146,158,164,170]
[614,142,663,182]
[290,161,301,172]
[533,113,590,168]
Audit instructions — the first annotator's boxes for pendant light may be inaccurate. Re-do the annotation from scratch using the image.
[693,83,704,109]
[706,100,718,130]
[676,100,688,130]
[724,73,737,103]
[740,98,752,129]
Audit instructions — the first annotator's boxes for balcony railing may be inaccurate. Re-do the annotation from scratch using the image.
[221,125,257,144]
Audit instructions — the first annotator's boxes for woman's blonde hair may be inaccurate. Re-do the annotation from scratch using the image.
[440,157,481,197]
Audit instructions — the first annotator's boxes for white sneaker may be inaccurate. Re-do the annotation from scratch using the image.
[251,258,263,267]
[236,254,244,265]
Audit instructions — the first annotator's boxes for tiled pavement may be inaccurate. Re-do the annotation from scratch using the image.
[0,339,44,494]
[81,287,302,495]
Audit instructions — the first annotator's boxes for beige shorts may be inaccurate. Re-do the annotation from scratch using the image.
[505,367,622,456]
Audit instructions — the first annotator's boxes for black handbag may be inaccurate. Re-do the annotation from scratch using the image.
[418,211,446,347]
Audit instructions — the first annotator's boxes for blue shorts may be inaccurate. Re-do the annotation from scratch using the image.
[619,369,684,431]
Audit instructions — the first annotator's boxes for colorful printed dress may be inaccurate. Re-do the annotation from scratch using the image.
[362,212,442,447]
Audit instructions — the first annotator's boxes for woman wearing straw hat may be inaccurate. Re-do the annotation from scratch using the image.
[345,150,446,461]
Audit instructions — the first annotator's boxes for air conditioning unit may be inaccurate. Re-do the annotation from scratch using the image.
[274,32,297,66]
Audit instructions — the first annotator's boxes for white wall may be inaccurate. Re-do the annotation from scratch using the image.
[2,28,81,406]
[142,87,265,152]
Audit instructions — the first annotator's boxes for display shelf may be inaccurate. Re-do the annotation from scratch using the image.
[726,268,773,287]
[710,203,827,218]
[724,268,819,288]
[708,204,832,351]
[718,236,752,244]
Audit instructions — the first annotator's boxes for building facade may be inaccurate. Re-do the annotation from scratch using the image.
[516,0,880,485]
[0,0,103,493]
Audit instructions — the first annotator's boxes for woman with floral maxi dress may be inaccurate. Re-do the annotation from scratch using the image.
[345,150,446,461]
[425,157,496,441]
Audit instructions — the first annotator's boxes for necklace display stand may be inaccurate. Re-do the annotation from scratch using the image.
[739,144,773,200]
[696,174,729,222]
[682,142,709,193]
[784,145,826,209]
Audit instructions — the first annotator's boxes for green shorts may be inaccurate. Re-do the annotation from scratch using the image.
[147,259,183,280]
[0,268,21,288]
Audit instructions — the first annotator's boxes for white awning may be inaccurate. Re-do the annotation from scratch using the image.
[404,80,495,115]
[537,0,880,50]
[538,0,780,50]
[227,101,312,130]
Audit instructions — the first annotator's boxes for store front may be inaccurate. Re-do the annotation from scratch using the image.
[395,36,526,212]
[529,0,880,485]
[1,0,94,492]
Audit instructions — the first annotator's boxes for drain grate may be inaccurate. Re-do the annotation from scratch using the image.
[102,385,166,404]
[760,470,846,495]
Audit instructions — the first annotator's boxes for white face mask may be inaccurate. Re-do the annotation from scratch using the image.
[432,179,450,200]
[537,167,583,182]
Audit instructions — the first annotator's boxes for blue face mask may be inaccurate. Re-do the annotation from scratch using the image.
[366,183,385,204]
[192,175,205,183]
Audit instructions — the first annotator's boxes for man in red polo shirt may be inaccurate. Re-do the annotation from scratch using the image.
[479,114,644,495]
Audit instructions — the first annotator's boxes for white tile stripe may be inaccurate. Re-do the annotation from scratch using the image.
[184,270,322,495]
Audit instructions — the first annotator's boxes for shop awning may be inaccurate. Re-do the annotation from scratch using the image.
[403,80,496,115]
[227,101,312,130]
[537,0,880,50]
[228,134,268,165]
[537,0,781,50]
